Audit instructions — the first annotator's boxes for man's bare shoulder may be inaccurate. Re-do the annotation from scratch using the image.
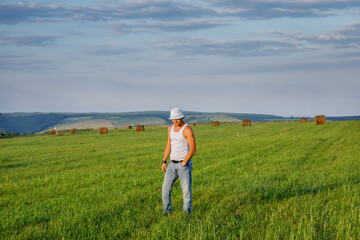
[184,125,194,135]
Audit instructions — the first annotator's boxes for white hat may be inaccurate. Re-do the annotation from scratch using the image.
[169,107,185,120]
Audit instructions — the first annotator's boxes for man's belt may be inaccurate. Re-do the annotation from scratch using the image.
[171,160,184,164]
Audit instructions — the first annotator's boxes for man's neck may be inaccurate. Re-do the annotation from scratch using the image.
[174,122,185,128]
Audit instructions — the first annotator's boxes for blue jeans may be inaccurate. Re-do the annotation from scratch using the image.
[162,161,192,214]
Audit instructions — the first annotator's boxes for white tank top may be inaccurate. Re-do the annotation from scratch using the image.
[170,124,189,161]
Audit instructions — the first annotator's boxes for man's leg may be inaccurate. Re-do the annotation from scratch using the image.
[162,162,178,214]
[179,161,192,214]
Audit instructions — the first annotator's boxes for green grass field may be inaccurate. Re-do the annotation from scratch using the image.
[1,121,359,239]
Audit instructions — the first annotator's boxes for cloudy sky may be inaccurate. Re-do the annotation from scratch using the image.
[1,0,359,116]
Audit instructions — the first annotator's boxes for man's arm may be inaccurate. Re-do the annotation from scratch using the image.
[162,126,172,173]
[181,126,196,166]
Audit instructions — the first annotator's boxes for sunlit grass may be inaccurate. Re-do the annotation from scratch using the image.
[1,121,359,239]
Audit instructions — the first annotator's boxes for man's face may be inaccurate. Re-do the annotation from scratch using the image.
[172,118,184,126]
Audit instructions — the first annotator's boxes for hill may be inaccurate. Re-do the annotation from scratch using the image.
[0,111,286,134]
[1,111,359,134]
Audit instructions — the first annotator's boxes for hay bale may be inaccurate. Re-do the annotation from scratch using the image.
[49,130,56,135]
[212,121,219,127]
[136,125,145,132]
[189,123,196,127]
[99,127,108,134]
[57,130,67,136]
[243,119,251,126]
[315,115,326,125]
[125,125,132,130]
[70,128,77,133]
[300,118,307,123]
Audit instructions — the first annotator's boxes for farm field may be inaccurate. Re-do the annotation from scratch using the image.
[1,121,360,239]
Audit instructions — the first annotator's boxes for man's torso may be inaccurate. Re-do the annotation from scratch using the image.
[170,124,189,161]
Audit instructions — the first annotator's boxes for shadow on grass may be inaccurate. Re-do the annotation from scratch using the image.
[0,163,27,169]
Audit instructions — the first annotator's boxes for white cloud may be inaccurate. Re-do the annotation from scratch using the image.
[1,0,359,25]
[0,35,57,46]
[272,21,360,48]
[157,37,301,56]
[0,53,52,70]
[84,44,141,56]
[210,0,360,18]
[110,19,228,33]
[0,1,216,24]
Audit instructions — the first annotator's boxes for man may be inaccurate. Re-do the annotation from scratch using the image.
[162,107,196,214]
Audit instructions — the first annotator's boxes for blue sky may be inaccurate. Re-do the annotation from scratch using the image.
[1,0,359,116]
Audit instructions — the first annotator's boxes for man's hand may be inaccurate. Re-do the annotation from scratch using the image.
[180,162,187,167]
[162,163,167,173]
